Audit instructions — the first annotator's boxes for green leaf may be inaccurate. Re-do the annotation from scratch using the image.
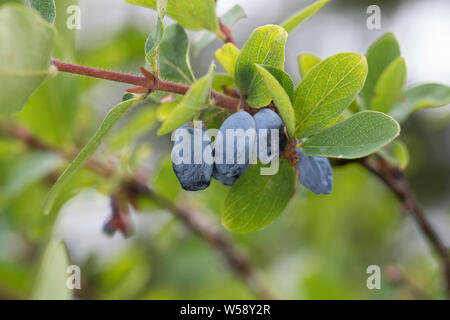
[44,95,144,214]
[212,73,234,93]
[192,4,246,57]
[223,159,294,233]
[156,101,178,121]
[158,63,215,135]
[108,105,157,150]
[281,0,330,33]
[145,0,167,76]
[214,43,240,77]
[24,0,55,24]
[52,0,77,53]
[360,33,401,109]
[158,24,195,84]
[255,64,295,137]
[258,65,294,102]
[126,0,220,34]
[32,240,71,300]
[390,83,450,123]
[371,56,406,113]
[298,53,321,78]
[0,4,55,114]
[378,139,409,170]
[235,25,288,107]
[3,151,62,198]
[294,52,368,138]
[302,111,400,159]
[18,0,79,146]
[298,57,364,115]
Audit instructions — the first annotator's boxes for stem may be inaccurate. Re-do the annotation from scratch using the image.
[51,58,241,112]
[219,19,236,45]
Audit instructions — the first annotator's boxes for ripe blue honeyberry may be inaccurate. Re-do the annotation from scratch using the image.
[213,111,256,185]
[296,148,333,195]
[172,124,213,191]
[253,108,286,162]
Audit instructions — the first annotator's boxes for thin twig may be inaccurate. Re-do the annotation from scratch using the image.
[51,59,241,112]
[219,19,236,45]
[3,124,278,300]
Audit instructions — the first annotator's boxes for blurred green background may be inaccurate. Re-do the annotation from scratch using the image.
[0,0,449,299]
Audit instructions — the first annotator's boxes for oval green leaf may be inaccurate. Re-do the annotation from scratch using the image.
[223,159,295,234]
[371,56,406,113]
[297,53,321,78]
[360,33,401,109]
[258,64,294,102]
[214,43,240,77]
[234,25,287,107]
[294,52,368,138]
[18,0,79,146]
[126,0,220,34]
[24,0,55,24]
[158,24,195,84]
[0,4,55,114]
[255,64,295,137]
[390,83,450,123]
[302,111,400,159]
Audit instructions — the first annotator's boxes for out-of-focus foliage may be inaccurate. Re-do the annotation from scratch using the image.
[32,240,70,299]
[0,0,448,301]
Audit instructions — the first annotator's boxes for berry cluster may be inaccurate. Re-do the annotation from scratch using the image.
[171,109,333,195]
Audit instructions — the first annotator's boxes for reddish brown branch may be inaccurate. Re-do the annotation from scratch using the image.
[51,59,241,112]
[219,19,236,45]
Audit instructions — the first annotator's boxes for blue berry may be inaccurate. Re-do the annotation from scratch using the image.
[172,124,213,191]
[253,108,286,161]
[296,148,333,194]
[213,111,256,185]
